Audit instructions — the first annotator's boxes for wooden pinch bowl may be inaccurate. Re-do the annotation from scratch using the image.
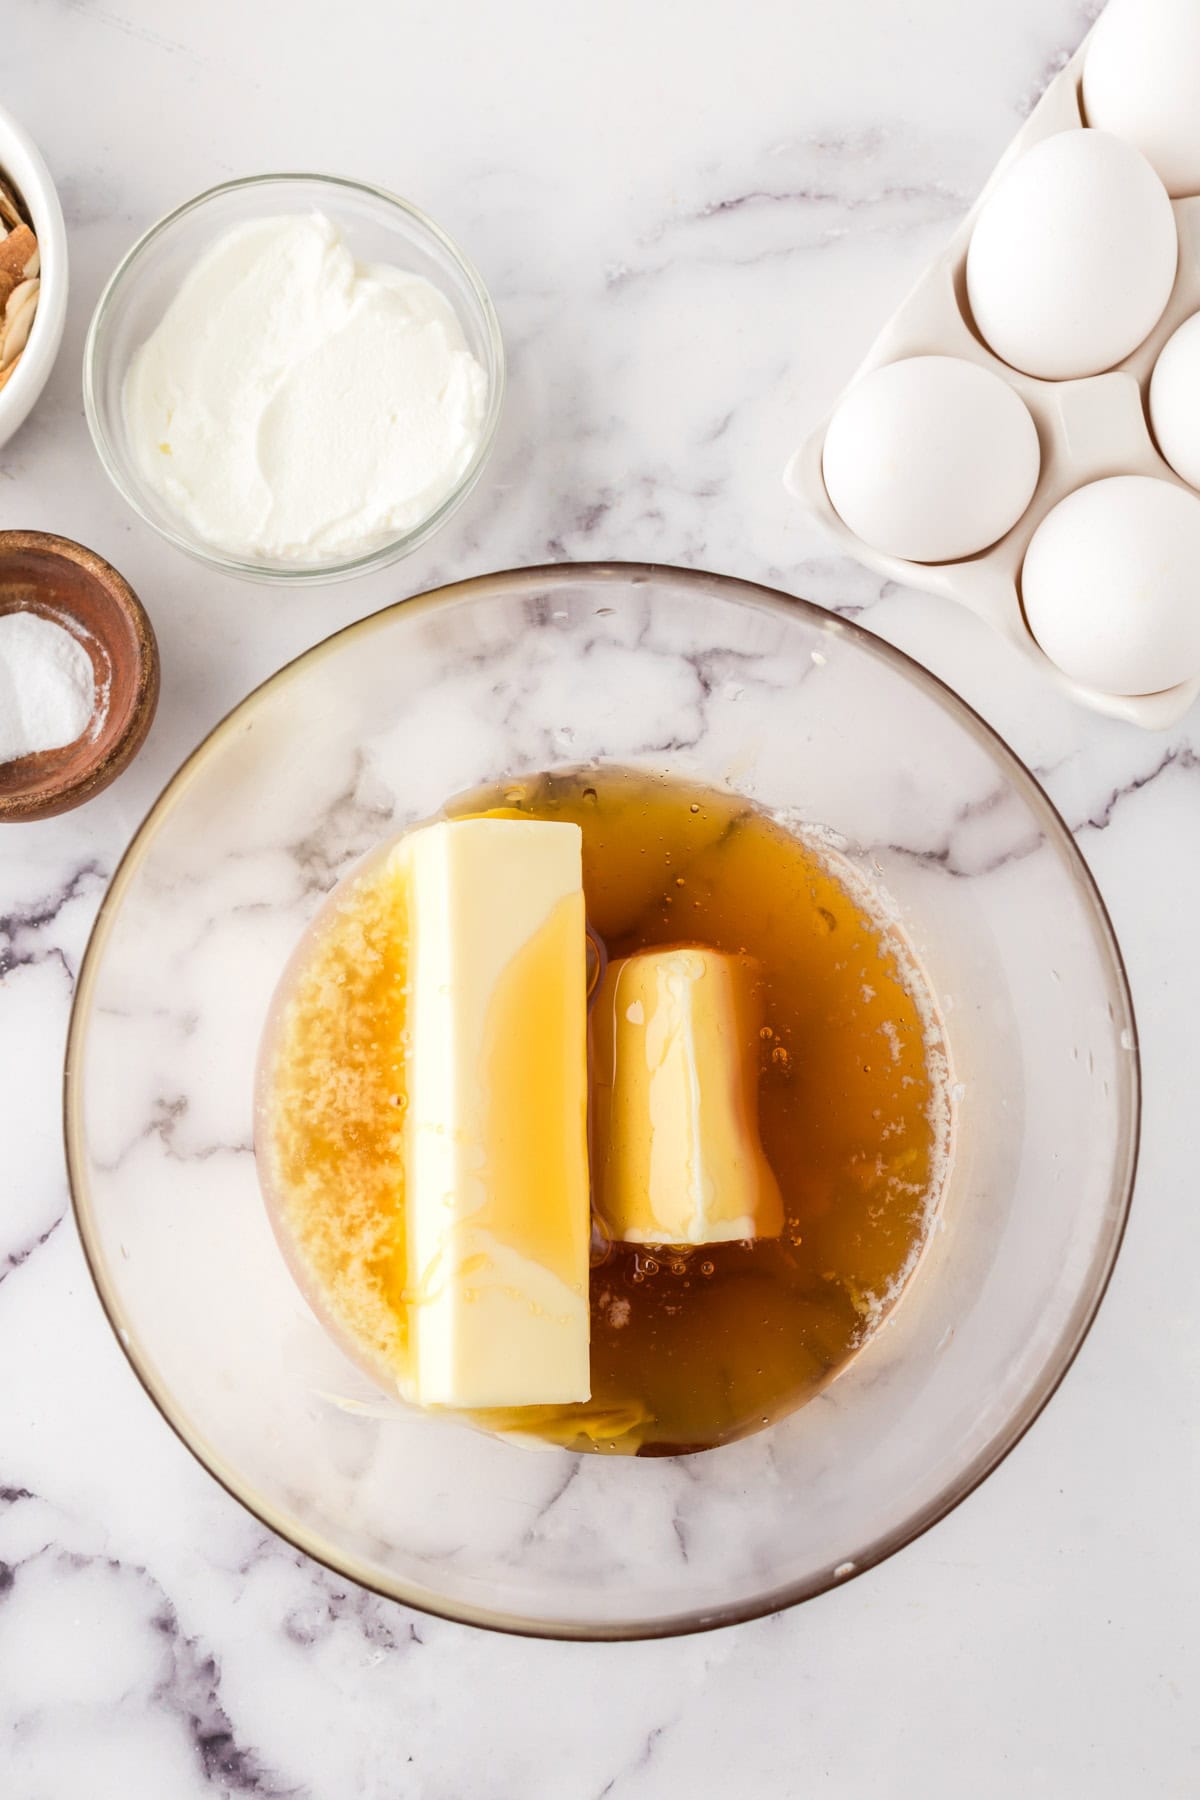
[0,530,159,821]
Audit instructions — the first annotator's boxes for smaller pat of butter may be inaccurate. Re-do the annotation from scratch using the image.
[395,818,591,1409]
[591,947,784,1245]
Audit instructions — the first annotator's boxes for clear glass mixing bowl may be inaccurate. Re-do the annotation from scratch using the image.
[64,564,1138,1638]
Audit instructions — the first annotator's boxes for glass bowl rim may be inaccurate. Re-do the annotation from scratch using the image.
[63,561,1141,1639]
[81,171,506,586]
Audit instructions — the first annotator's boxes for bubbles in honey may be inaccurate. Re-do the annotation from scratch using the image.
[262,765,952,1459]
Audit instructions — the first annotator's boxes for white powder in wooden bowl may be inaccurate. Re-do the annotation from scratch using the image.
[0,609,97,763]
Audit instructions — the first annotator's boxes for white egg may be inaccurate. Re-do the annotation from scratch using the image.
[966,130,1177,380]
[1150,311,1200,489]
[1084,0,1200,197]
[1021,475,1200,694]
[821,355,1040,563]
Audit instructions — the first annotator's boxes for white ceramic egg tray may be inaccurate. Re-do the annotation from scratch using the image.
[786,26,1200,730]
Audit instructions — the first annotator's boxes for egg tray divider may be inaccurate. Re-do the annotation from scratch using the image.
[786,26,1200,731]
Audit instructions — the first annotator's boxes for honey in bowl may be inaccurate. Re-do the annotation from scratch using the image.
[257,767,952,1455]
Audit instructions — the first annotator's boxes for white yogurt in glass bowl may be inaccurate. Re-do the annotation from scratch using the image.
[84,176,504,584]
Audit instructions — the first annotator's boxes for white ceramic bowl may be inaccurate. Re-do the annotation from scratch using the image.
[0,102,67,450]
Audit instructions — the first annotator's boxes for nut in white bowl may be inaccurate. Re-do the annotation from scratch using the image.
[0,102,67,450]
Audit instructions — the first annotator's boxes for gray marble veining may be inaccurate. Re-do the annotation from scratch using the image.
[1,1,1197,1795]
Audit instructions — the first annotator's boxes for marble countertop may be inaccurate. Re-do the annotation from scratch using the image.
[2,1,1196,1793]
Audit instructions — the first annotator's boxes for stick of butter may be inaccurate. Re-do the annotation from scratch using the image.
[394,818,591,1408]
[591,947,784,1246]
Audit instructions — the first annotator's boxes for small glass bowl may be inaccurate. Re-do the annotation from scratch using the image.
[82,174,505,585]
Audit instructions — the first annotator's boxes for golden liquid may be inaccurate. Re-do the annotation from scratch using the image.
[259,767,950,1456]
